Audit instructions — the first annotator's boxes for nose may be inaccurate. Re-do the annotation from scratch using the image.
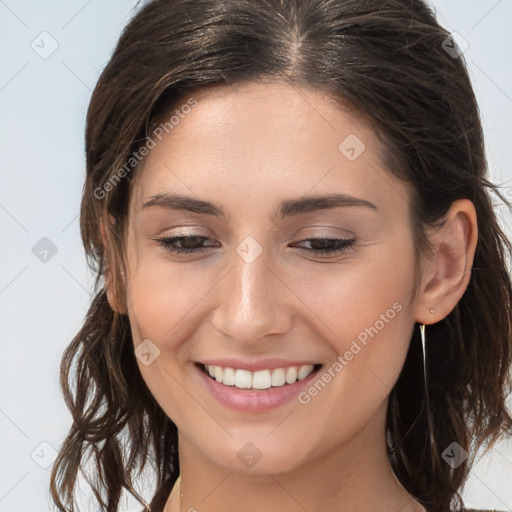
[211,242,292,345]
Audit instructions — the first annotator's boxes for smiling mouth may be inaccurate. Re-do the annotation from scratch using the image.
[196,363,323,390]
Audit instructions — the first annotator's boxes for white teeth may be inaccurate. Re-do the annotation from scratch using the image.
[285,366,297,384]
[252,370,272,389]
[203,364,317,390]
[223,367,235,386]
[271,368,286,387]
[298,364,315,380]
[234,369,252,389]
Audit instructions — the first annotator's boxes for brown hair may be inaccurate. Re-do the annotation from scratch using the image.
[49,0,512,510]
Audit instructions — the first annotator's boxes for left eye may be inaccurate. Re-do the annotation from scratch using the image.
[156,236,356,256]
[291,237,356,255]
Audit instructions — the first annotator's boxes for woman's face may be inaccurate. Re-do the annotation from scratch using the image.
[123,81,422,473]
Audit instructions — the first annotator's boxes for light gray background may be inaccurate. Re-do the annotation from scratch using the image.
[1,1,511,511]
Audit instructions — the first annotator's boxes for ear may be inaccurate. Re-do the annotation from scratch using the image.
[414,199,478,325]
[100,216,127,314]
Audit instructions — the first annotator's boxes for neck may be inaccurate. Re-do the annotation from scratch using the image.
[164,400,425,512]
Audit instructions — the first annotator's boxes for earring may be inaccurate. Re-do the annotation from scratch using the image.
[420,323,427,395]
[420,308,436,449]
[420,307,434,394]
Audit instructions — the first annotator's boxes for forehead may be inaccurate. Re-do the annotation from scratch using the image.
[129,81,409,219]
[149,80,374,153]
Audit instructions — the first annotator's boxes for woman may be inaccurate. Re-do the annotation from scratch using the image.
[49,0,512,511]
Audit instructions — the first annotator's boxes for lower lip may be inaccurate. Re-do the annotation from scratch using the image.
[194,363,322,413]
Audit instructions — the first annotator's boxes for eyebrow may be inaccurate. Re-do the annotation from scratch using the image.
[142,192,378,219]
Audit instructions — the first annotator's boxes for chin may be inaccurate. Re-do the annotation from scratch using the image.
[194,434,313,475]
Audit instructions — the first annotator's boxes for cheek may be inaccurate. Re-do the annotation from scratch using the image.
[125,261,207,425]
[285,261,416,451]
[293,246,416,391]
[297,248,414,341]
[126,258,211,348]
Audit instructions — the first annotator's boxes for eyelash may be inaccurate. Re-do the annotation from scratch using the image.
[156,235,356,257]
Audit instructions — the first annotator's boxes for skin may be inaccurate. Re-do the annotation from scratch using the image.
[102,81,478,512]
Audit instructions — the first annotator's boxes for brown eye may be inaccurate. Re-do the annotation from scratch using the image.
[157,235,219,255]
[291,237,356,256]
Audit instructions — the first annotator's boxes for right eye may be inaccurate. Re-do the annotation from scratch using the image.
[156,235,219,255]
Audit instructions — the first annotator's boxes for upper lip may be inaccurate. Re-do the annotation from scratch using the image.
[198,358,321,372]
